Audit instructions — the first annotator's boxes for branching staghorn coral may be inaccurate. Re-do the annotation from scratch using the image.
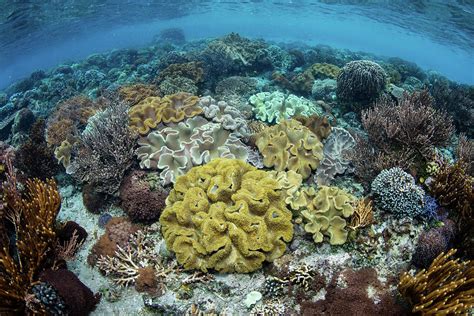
[67,99,136,195]
[398,249,474,314]
[0,165,61,314]
[97,230,169,288]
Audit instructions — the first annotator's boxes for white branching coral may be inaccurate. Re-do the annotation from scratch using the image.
[96,230,167,287]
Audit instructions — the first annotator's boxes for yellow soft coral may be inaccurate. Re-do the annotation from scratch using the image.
[256,119,323,179]
[129,92,202,135]
[301,186,355,245]
[160,158,294,273]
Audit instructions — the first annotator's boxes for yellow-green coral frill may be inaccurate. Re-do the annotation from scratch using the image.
[301,186,356,245]
[160,158,294,273]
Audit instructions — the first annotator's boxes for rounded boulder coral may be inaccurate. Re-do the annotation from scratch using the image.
[337,60,387,106]
[160,158,294,273]
[371,167,425,218]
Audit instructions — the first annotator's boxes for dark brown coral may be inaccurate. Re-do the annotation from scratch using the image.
[293,114,332,141]
[351,90,454,185]
[155,61,204,85]
[16,119,60,180]
[118,83,161,107]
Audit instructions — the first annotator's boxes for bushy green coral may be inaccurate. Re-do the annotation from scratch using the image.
[160,158,294,273]
[301,186,356,245]
[256,119,324,179]
[250,92,322,124]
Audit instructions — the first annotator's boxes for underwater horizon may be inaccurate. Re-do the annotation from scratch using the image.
[0,1,473,315]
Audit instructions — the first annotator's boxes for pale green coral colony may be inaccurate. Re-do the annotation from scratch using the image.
[250,91,323,123]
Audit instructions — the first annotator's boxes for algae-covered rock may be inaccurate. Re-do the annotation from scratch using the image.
[302,186,356,245]
[160,158,294,273]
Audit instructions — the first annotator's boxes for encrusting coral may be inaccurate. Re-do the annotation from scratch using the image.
[301,186,356,245]
[118,83,161,106]
[160,158,294,273]
[129,92,202,135]
[136,116,249,185]
[398,249,474,315]
[256,119,324,179]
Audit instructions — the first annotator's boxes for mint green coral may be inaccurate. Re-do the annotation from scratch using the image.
[301,186,356,245]
[249,91,323,123]
[160,158,294,273]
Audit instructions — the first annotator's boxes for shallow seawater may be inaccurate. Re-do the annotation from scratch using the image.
[0,1,473,315]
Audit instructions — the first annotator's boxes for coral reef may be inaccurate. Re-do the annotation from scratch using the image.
[301,186,356,245]
[136,116,249,185]
[256,119,324,179]
[118,83,161,106]
[155,61,204,86]
[119,170,168,222]
[160,158,294,273]
[371,167,425,218]
[336,60,387,107]
[268,170,307,211]
[315,127,355,185]
[16,119,60,180]
[399,249,474,314]
[293,114,332,141]
[46,95,105,147]
[412,219,456,269]
[0,174,60,314]
[198,96,250,137]
[129,92,202,135]
[67,100,136,195]
[250,91,322,124]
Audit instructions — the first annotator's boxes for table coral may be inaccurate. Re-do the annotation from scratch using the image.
[136,116,249,185]
[250,92,323,124]
[301,186,356,245]
[256,119,324,179]
[129,92,202,135]
[160,158,294,273]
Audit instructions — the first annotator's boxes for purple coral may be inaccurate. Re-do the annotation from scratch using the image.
[412,219,456,268]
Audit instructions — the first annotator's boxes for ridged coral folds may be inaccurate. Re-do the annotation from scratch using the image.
[256,119,323,179]
[160,158,294,273]
[302,186,355,245]
[129,92,202,135]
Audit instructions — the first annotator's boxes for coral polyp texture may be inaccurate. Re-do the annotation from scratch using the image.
[118,83,161,106]
[398,249,474,315]
[250,91,322,124]
[256,119,324,179]
[159,158,294,273]
[136,116,249,185]
[371,167,425,218]
[301,186,356,245]
[337,60,387,106]
[129,92,202,135]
